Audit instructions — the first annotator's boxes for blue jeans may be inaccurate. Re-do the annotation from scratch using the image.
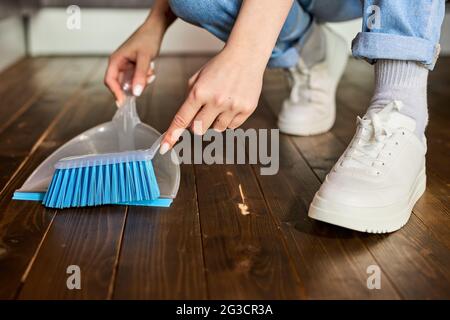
[168,0,445,70]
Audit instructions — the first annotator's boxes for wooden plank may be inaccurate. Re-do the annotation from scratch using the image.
[0,58,100,192]
[112,57,208,299]
[18,206,126,299]
[426,91,450,183]
[181,57,304,299]
[113,165,206,299]
[0,58,101,299]
[0,58,48,99]
[0,58,73,135]
[17,61,131,299]
[195,161,306,299]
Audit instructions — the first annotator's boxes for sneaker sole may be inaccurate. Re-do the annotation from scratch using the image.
[278,109,335,136]
[308,168,426,233]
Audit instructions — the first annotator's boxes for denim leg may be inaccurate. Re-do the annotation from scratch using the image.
[168,0,360,68]
[352,0,445,70]
[299,0,362,22]
[169,0,313,68]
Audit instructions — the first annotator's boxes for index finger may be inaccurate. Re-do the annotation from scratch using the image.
[159,94,203,154]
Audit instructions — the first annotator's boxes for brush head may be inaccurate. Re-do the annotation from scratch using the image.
[43,153,160,208]
[55,149,154,169]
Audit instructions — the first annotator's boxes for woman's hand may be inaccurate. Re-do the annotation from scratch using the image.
[159,47,265,154]
[104,1,176,106]
[159,0,293,154]
[104,23,162,106]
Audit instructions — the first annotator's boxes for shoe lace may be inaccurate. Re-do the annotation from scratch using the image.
[340,100,403,174]
[287,60,327,105]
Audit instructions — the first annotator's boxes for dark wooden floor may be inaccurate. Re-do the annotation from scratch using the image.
[0,55,449,299]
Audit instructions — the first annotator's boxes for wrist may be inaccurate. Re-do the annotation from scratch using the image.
[222,43,269,72]
[144,7,176,32]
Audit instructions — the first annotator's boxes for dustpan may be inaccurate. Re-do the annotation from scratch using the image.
[13,96,180,207]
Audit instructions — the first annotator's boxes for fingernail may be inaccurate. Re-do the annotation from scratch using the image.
[159,142,170,155]
[115,100,122,108]
[123,82,131,91]
[150,61,155,70]
[147,75,156,84]
[133,84,143,96]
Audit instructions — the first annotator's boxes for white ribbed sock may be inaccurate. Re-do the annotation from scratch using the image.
[369,59,429,137]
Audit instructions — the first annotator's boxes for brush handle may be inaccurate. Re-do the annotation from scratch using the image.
[148,133,165,157]
[113,68,142,151]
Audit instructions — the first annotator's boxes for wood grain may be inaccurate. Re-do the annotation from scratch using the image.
[0,56,447,299]
[0,58,99,191]
[112,57,208,299]
[17,61,131,299]
[0,58,101,299]
[0,58,75,135]
[182,57,305,299]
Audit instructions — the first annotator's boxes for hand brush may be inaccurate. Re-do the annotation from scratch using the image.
[42,71,162,208]
[42,135,162,208]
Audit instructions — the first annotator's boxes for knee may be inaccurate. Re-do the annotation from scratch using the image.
[169,0,209,25]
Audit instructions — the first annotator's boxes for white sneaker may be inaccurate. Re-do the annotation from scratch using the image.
[308,101,427,233]
[278,25,348,136]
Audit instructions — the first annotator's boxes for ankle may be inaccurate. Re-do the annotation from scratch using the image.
[370,60,429,137]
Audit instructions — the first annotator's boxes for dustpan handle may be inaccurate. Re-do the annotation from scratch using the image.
[112,69,142,151]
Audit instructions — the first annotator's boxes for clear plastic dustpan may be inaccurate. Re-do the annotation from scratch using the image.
[13,97,180,207]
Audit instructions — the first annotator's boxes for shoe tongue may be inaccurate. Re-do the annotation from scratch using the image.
[386,111,416,132]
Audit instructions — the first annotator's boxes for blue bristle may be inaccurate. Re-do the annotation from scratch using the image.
[132,163,140,199]
[64,169,76,208]
[139,162,149,200]
[72,168,82,207]
[125,163,133,201]
[96,164,104,205]
[118,163,126,202]
[81,166,89,206]
[42,158,160,208]
[104,164,111,205]
[111,163,118,203]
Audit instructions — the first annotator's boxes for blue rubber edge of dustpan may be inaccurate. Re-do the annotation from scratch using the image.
[12,191,173,207]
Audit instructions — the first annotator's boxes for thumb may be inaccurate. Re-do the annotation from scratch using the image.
[132,52,151,97]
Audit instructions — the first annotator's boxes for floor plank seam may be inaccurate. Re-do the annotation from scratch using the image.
[249,163,307,299]
[13,209,58,299]
[182,58,211,300]
[107,206,129,300]
[192,164,212,300]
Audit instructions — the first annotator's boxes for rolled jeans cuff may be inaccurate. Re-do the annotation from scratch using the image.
[352,32,440,70]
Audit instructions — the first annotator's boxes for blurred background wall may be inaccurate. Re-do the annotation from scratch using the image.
[1,0,449,72]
